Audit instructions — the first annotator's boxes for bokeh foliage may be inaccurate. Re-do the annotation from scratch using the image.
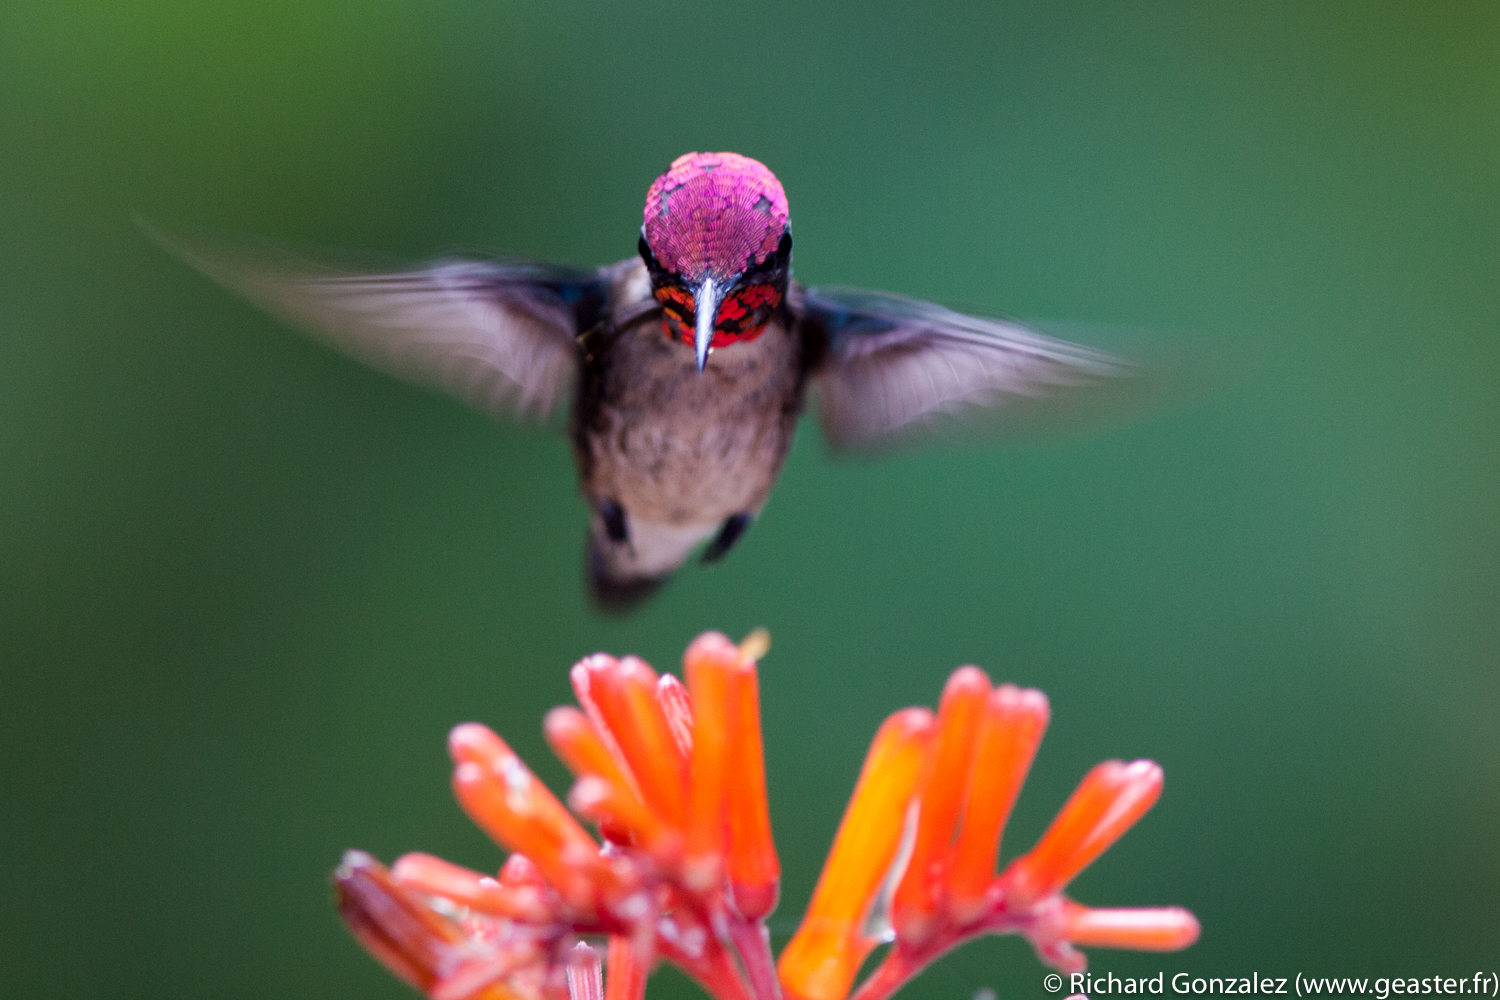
[1,1,1498,997]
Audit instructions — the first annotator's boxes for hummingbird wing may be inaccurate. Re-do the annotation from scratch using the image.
[155,229,613,422]
[798,285,1131,451]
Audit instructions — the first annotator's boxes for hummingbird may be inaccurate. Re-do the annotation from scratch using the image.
[164,151,1125,610]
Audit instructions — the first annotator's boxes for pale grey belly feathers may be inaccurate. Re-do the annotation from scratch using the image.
[577,296,805,593]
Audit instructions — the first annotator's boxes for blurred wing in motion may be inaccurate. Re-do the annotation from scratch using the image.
[153,227,611,422]
[799,285,1133,451]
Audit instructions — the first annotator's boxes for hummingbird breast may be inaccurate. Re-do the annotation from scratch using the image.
[572,269,808,533]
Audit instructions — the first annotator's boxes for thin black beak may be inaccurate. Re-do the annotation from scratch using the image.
[693,276,727,373]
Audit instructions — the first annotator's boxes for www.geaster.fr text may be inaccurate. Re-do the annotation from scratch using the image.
[1047,971,1499,999]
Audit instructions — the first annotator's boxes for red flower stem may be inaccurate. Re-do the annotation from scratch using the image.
[604,937,646,1000]
[848,913,1036,1000]
[727,916,782,1000]
[847,949,923,1000]
[702,944,758,1000]
[660,939,756,1000]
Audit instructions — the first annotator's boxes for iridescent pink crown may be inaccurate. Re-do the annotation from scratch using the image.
[643,152,789,280]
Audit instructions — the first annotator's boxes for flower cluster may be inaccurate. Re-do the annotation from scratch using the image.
[335,631,1198,1000]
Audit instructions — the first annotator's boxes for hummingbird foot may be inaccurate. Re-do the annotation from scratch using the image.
[701,513,752,564]
[599,498,629,543]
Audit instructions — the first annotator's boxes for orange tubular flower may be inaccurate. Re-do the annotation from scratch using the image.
[775,708,933,1000]
[783,666,1196,1000]
[335,633,1198,1000]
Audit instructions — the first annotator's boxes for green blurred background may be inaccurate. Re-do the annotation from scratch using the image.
[2,1,1498,997]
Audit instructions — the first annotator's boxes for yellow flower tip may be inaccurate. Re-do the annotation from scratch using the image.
[1062,902,1201,952]
[1003,759,1163,908]
[738,627,771,663]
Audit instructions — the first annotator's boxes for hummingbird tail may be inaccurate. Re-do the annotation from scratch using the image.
[585,536,667,614]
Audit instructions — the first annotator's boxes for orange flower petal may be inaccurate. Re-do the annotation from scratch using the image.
[391,852,553,923]
[946,684,1050,921]
[605,935,648,1000]
[584,656,691,827]
[1002,759,1163,907]
[683,632,738,889]
[890,665,991,942]
[570,775,683,861]
[572,655,640,797]
[777,707,934,1000]
[1062,901,1201,952]
[448,723,601,905]
[657,673,695,758]
[449,724,598,857]
[498,853,546,891]
[340,636,1202,1000]
[545,707,638,791]
[545,706,642,845]
[725,647,778,920]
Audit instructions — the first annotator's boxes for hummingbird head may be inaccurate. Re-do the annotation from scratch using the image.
[640,152,793,372]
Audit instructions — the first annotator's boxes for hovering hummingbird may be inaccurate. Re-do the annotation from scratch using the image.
[165,152,1125,609]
